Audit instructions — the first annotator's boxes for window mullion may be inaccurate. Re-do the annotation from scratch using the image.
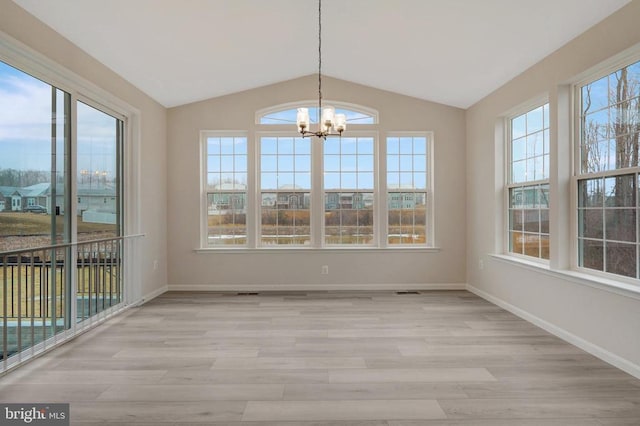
[248,134,258,248]
[379,135,388,248]
[312,135,323,248]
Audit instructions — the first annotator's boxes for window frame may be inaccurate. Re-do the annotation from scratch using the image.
[504,101,551,263]
[572,56,640,283]
[385,132,434,248]
[257,133,313,248]
[199,131,249,249]
[323,133,378,247]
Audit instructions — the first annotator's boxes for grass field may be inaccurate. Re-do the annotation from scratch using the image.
[0,264,121,319]
[0,212,116,252]
[1,212,122,318]
[0,211,114,234]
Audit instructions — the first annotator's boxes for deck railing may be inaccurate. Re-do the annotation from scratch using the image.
[0,234,142,371]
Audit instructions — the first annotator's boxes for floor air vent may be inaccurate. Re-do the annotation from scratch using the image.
[237,292,259,296]
[396,291,420,295]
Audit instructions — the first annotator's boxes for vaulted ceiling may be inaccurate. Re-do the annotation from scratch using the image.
[13,0,630,108]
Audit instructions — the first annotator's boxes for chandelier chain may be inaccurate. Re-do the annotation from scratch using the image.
[296,0,345,139]
[318,0,322,113]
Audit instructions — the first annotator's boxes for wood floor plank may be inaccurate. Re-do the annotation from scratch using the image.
[328,368,497,383]
[0,383,110,402]
[438,397,640,419]
[213,357,367,370]
[283,383,468,400]
[242,399,446,421]
[71,401,246,423]
[160,369,329,385]
[0,369,167,385]
[97,384,284,401]
[389,420,602,426]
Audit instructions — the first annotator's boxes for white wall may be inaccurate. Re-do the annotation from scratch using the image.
[466,0,640,375]
[167,76,467,290]
[0,0,169,301]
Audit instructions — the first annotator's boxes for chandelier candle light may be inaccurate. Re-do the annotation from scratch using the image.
[296,0,346,139]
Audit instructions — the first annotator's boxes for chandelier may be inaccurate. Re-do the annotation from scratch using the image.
[296,0,346,139]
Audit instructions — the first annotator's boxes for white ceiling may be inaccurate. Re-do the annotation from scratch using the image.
[13,0,630,109]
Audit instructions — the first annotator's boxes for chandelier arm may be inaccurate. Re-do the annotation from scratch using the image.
[299,129,343,140]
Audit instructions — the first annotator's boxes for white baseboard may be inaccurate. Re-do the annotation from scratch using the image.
[132,285,169,306]
[467,284,640,380]
[168,283,466,292]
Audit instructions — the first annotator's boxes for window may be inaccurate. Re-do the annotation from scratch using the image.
[259,104,376,125]
[204,134,248,246]
[260,136,311,246]
[507,104,550,259]
[324,136,375,245]
[0,60,69,250]
[201,104,434,250]
[577,59,640,278]
[387,136,429,245]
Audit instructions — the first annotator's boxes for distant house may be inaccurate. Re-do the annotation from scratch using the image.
[388,192,425,209]
[0,183,50,212]
[0,187,16,211]
[0,182,117,224]
[208,182,247,214]
[261,185,311,210]
[324,192,373,210]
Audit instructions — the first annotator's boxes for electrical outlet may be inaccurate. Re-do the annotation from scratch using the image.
[321,265,329,275]
[153,260,159,271]
[479,259,484,270]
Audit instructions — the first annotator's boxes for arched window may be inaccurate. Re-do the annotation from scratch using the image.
[257,101,377,125]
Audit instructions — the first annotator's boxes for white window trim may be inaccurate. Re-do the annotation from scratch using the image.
[503,99,550,263]
[571,51,640,282]
[385,131,435,248]
[490,253,640,300]
[199,130,250,249]
[255,131,313,248]
[257,131,385,249]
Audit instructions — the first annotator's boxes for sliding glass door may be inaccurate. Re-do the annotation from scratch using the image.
[0,59,126,366]
[76,101,123,321]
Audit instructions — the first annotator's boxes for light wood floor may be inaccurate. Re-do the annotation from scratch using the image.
[1,290,639,425]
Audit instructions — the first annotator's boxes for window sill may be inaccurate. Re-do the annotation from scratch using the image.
[489,254,640,301]
[195,247,442,254]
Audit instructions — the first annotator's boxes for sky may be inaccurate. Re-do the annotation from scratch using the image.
[0,61,118,180]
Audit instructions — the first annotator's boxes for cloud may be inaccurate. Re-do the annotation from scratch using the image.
[0,67,117,173]
[0,73,51,141]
